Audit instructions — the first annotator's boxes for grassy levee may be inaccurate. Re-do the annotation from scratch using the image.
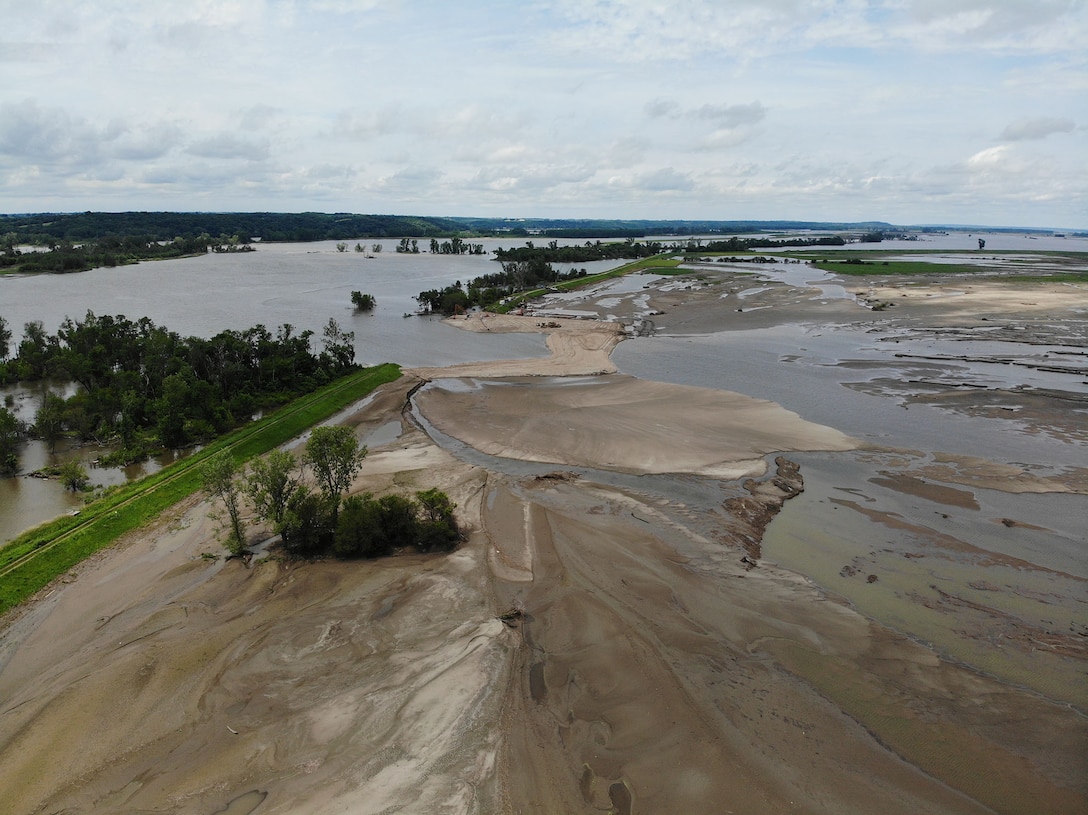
[493,253,682,312]
[0,363,402,615]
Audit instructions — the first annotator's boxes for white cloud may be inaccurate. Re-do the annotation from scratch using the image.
[966,145,1009,167]
[0,0,1084,226]
[999,116,1076,141]
[607,167,695,193]
[187,134,270,161]
[693,102,766,127]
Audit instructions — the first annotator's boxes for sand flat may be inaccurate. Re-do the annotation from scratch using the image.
[415,374,856,477]
[1,272,1085,814]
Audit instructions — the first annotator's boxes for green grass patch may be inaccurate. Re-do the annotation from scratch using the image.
[0,363,401,614]
[494,254,681,312]
[995,272,1088,283]
[814,259,986,276]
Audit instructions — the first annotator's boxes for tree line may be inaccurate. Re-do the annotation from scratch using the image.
[0,312,356,474]
[493,238,667,264]
[414,237,672,315]
[0,233,251,276]
[415,259,590,315]
[0,212,470,244]
[685,235,847,252]
[202,425,461,559]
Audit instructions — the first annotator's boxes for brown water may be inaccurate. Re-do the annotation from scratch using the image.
[1,239,596,541]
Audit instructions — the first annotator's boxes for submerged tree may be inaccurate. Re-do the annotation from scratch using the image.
[321,318,355,370]
[0,315,10,360]
[0,406,22,474]
[58,459,90,492]
[33,391,67,453]
[350,291,376,312]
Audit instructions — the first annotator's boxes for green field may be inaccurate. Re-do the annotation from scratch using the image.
[0,364,402,615]
[752,249,1088,278]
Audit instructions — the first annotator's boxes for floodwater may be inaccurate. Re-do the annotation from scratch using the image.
[608,254,1088,706]
[0,238,621,542]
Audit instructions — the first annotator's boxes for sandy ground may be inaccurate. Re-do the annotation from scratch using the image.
[409,312,625,379]
[1,269,1085,814]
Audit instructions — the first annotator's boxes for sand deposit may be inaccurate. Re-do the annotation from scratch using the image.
[1,267,1085,815]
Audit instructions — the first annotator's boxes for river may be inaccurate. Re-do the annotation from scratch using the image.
[0,238,623,542]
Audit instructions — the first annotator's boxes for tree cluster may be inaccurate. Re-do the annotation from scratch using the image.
[415,259,589,316]
[351,291,377,311]
[0,212,469,244]
[0,312,356,470]
[202,427,460,559]
[492,238,666,264]
[428,237,485,255]
[0,234,234,276]
[687,235,846,253]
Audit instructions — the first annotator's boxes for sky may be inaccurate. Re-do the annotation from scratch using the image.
[1,0,1085,228]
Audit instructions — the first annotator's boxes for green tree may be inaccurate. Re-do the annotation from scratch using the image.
[321,318,355,370]
[58,459,90,492]
[155,371,191,448]
[415,488,460,552]
[201,452,247,555]
[416,488,456,524]
[304,425,366,515]
[350,291,376,311]
[0,406,21,474]
[279,486,332,556]
[33,391,66,453]
[0,315,11,360]
[245,449,300,530]
[334,493,389,558]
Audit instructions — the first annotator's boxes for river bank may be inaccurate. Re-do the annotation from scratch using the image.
[0,264,1084,814]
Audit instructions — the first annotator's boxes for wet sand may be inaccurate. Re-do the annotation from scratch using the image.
[1,268,1085,814]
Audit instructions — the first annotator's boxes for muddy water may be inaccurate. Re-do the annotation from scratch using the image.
[607,270,1088,712]
[1,240,601,540]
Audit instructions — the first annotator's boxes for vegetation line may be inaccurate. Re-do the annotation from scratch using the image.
[493,254,682,313]
[0,364,401,616]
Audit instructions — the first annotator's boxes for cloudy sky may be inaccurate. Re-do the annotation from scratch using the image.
[2,0,1085,227]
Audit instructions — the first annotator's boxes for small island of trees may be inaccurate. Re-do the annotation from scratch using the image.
[351,291,376,312]
[202,425,461,560]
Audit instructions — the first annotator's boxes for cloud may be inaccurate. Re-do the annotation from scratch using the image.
[0,42,54,62]
[2,1,1085,226]
[999,116,1076,141]
[542,0,1088,58]
[693,102,766,128]
[332,107,407,140]
[607,167,695,193]
[0,99,105,165]
[967,145,1010,168]
[468,163,596,194]
[238,105,282,132]
[186,133,270,161]
[895,0,1085,50]
[372,166,444,195]
[645,99,679,118]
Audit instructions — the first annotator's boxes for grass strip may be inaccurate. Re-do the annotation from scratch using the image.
[0,363,401,614]
[494,254,681,312]
[813,260,985,276]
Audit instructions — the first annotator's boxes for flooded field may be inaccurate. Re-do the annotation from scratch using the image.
[1,237,1085,813]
